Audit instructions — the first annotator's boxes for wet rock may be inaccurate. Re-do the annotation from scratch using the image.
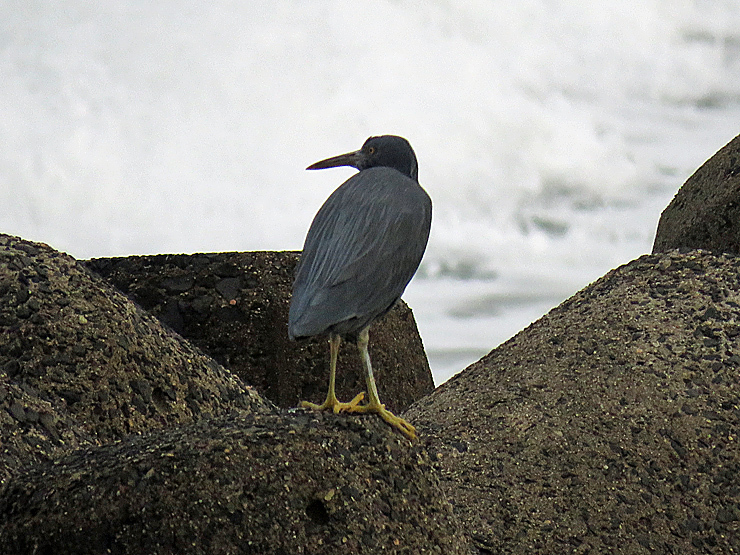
[85,251,434,413]
[0,411,471,555]
[407,249,740,554]
[654,133,740,254]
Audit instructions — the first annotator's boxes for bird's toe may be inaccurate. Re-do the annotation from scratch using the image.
[335,391,365,413]
[347,402,417,440]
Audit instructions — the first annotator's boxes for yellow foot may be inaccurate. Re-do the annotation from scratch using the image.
[300,392,365,414]
[347,402,417,440]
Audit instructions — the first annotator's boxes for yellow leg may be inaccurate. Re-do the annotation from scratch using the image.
[300,333,364,413]
[346,328,417,440]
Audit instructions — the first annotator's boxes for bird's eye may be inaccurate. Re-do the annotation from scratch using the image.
[368,146,376,155]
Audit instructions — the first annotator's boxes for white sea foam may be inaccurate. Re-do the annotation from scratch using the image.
[1,0,739,383]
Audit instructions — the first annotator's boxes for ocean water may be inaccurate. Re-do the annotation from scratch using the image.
[2,0,740,384]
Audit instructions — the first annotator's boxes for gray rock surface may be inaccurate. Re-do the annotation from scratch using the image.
[7,199,740,554]
[0,234,273,486]
[653,133,740,254]
[0,411,471,555]
[85,252,434,414]
[1,234,467,554]
[407,249,740,554]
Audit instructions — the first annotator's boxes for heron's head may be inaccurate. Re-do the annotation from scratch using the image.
[307,135,418,181]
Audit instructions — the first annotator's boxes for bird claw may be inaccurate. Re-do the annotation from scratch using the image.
[393,419,417,440]
[300,392,366,414]
[346,402,417,440]
[333,392,365,413]
[299,395,416,439]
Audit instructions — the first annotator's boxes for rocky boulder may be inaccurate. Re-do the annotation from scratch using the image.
[0,234,273,486]
[0,411,471,554]
[653,133,740,254]
[85,252,434,413]
[407,249,740,554]
[1,234,465,554]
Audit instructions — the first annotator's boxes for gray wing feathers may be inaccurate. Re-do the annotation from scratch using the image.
[289,168,431,338]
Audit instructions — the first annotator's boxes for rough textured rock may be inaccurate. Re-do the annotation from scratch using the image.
[0,234,468,553]
[653,133,740,254]
[0,411,472,555]
[85,252,434,413]
[0,234,273,485]
[407,249,740,554]
[0,373,90,489]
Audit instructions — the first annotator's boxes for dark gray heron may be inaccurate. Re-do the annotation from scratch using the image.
[289,135,431,439]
